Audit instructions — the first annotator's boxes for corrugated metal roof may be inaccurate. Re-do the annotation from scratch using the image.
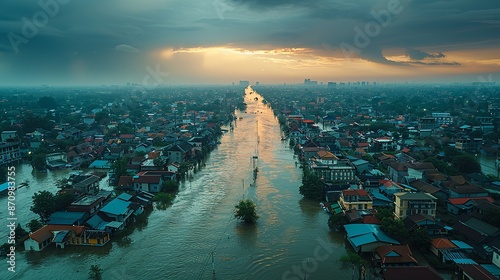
[101,198,131,216]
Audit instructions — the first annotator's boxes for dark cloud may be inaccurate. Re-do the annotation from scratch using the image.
[0,0,498,84]
[406,49,446,60]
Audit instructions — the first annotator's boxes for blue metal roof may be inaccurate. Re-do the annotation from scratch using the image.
[344,224,400,246]
[117,192,133,201]
[101,198,131,216]
[0,182,9,193]
[350,234,377,248]
[89,160,111,169]
[452,258,477,265]
[451,240,473,250]
[48,211,88,225]
[86,214,104,229]
[53,230,70,243]
[482,264,500,277]
[106,221,124,229]
[370,192,392,202]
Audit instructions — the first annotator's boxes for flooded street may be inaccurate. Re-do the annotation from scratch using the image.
[2,88,350,280]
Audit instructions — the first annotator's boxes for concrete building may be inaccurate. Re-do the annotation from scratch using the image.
[394,192,437,219]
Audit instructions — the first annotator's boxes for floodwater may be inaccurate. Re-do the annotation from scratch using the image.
[1,87,351,280]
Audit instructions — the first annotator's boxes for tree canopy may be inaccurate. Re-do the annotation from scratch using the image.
[452,154,481,174]
[234,199,259,224]
[31,191,56,222]
[299,170,324,201]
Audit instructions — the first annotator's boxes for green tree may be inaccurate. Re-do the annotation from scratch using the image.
[56,178,70,189]
[452,154,481,174]
[299,170,324,201]
[161,180,179,193]
[37,96,58,109]
[339,251,366,278]
[111,157,129,181]
[31,153,46,171]
[89,264,102,280]
[234,199,259,224]
[410,227,431,250]
[31,191,56,222]
[15,224,29,241]
[26,219,43,233]
[375,208,394,220]
[424,157,459,176]
[380,217,409,241]
[153,157,166,169]
[328,213,346,230]
[0,166,6,182]
[54,192,77,211]
[153,193,175,210]
[178,162,192,179]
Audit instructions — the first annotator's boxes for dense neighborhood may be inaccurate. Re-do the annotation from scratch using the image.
[255,82,500,279]
[1,82,500,279]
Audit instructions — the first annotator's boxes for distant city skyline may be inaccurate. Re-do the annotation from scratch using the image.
[0,0,499,86]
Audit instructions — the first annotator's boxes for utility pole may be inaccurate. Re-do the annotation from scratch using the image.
[212,251,215,276]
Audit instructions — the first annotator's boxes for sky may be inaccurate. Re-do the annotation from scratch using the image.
[0,0,499,86]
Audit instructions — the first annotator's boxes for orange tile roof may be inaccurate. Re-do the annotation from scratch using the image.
[29,225,85,243]
[431,238,457,249]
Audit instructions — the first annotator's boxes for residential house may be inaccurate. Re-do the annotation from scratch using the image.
[370,192,393,208]
[387,161,408,183]
[46,152,68,169]
[166,163,180,173]
[373,137,396,151]
[372,244,418,268]
[452,216,500,246]
[24,225,85,251]
[447,197,494,215]
[339,189,373,210]
[188,137,204,152]
[71,174,101,195]
[135,142,153,154]
[409,180,448,202]
[119,134,135,143]
[456,264,497,280]
[47,211,89,226]
[344,224,400,253]
[0,141,21,165]
[403,214,448,236]
[379,180,408,201]
[117,175,164,193]
[164,141,194,164]
[394,192,437,219]
[455,136,483,153]
[98,194,141,227]
[351,159,370,174]
[442,176,489,198]
[310,151,356,183]
[382,266,443,280]
[67,193,110,214]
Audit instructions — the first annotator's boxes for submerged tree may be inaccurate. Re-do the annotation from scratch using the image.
[299,170,324,201]
[89,264,102,280]
[31,190,56,222]
[234,199,259,224]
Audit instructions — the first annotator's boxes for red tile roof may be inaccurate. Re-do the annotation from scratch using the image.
[342,189,369,197]
[374,244,418,265]
[448,196,494,205]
